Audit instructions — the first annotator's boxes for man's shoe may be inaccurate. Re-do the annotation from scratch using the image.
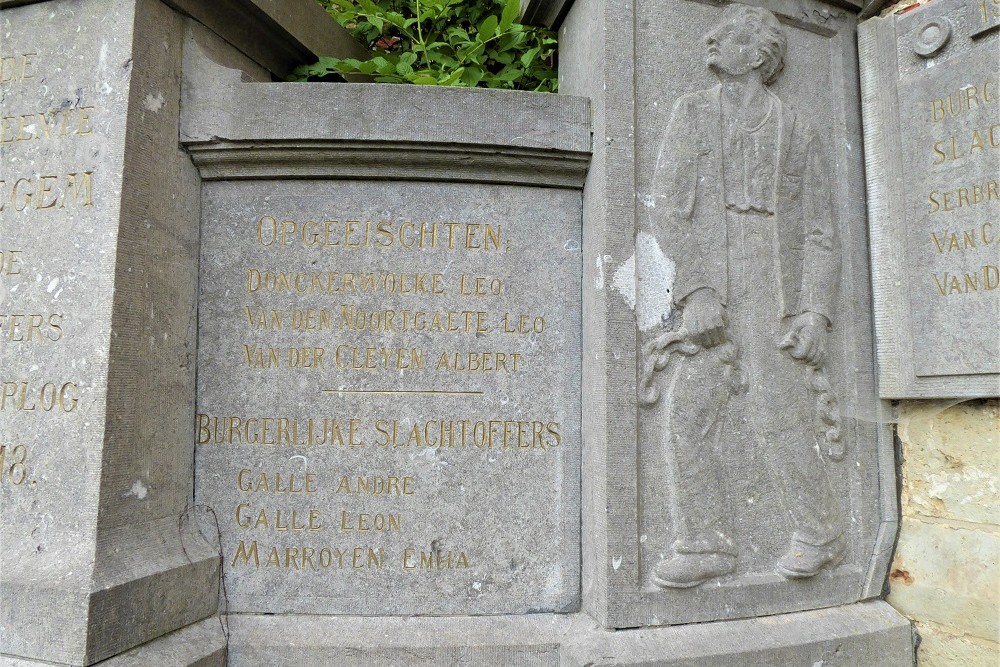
[653,552,736,589]
[776,535,846,579]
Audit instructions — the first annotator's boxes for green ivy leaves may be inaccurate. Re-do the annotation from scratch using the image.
[293,0,558,92]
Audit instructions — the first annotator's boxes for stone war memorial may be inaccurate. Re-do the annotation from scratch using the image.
[5,0,995,663]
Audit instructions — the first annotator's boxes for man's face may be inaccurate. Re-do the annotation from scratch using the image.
[704,17,762,78]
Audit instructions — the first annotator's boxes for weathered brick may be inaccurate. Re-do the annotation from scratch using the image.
[897,400,1000,526]
[888,517,999,642]
[915,620,999,667]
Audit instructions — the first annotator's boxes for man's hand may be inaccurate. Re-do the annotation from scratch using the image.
[682,289,726,348]
[780,311,829,367]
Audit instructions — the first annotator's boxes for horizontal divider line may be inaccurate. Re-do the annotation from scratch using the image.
[322,389,483,396]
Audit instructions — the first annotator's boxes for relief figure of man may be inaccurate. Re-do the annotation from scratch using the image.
[645,4,845,588]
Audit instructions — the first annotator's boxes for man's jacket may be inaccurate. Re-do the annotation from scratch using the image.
[648,85,840,323]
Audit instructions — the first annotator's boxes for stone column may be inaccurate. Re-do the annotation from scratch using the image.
[0,1,363,664]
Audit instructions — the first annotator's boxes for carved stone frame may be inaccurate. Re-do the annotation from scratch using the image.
[565,0,899,628]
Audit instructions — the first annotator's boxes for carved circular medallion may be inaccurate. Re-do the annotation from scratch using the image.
[913,18,952,58]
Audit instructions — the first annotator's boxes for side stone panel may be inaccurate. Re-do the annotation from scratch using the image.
[860,0,1000,397]
[561,0,898,628]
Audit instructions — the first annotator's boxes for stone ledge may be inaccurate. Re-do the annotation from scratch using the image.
[161,0,367,78]
[0,516,220,665]
[222,601,914,666]
[181,39,589,155]
[521,0,864,29]
[186,140,591,187]
[85,516,221,664]
[0,617,227,667]
[181,53,592,188]
[0,0,366,78]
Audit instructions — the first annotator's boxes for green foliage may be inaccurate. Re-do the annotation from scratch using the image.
[294,0,558,92]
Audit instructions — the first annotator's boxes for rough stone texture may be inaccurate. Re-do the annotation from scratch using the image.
[220,601,913,666]
[560,0,898,630]
[887,399,1000,664]
[897,399,999,526]
[0,617,227,667]
[910,620,999,667]
[859,0,1000,398]
[890,517,999,641]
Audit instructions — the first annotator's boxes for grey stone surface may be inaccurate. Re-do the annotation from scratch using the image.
[181,66,589,616]
[179,44,590,185]
[179,54,591,158]
[860,0,1000,398]
[2,0,917,664]
[642,4,849,594]
[0,617,227,667]
[219,601,912,666]
[560,0,898,629]
[1,0,337,663]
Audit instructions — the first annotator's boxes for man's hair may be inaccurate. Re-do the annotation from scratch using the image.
[723,4,787,85]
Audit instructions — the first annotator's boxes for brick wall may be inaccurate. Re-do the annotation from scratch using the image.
[866,0,1000,660]
[888,400,999,665]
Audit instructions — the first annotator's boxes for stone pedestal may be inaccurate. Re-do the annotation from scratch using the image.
[2,0,918,665]
[0,1,361,664]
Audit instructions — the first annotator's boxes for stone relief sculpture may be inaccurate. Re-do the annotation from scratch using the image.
[641,4,847,589]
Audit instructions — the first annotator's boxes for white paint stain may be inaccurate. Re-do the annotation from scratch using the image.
[612,231,675,332]
[125,480,148,500]
[143,91,164,112]
[46,277,59,293]
[544,564,563,595]
[612,555,623,570]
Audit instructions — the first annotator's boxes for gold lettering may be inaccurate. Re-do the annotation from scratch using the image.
[0,249,22,277]
[250,217,507,252]
[932,126,1000,164]
[231,540,260,567]
[927,180,1000,215]
[0,381,78,413]
[0,443,29,486]
[932,266,1000,296]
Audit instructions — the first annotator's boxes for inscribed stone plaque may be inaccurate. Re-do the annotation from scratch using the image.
[0,2,121,654]
[860,0,1000,397]
[195,180,582,615]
